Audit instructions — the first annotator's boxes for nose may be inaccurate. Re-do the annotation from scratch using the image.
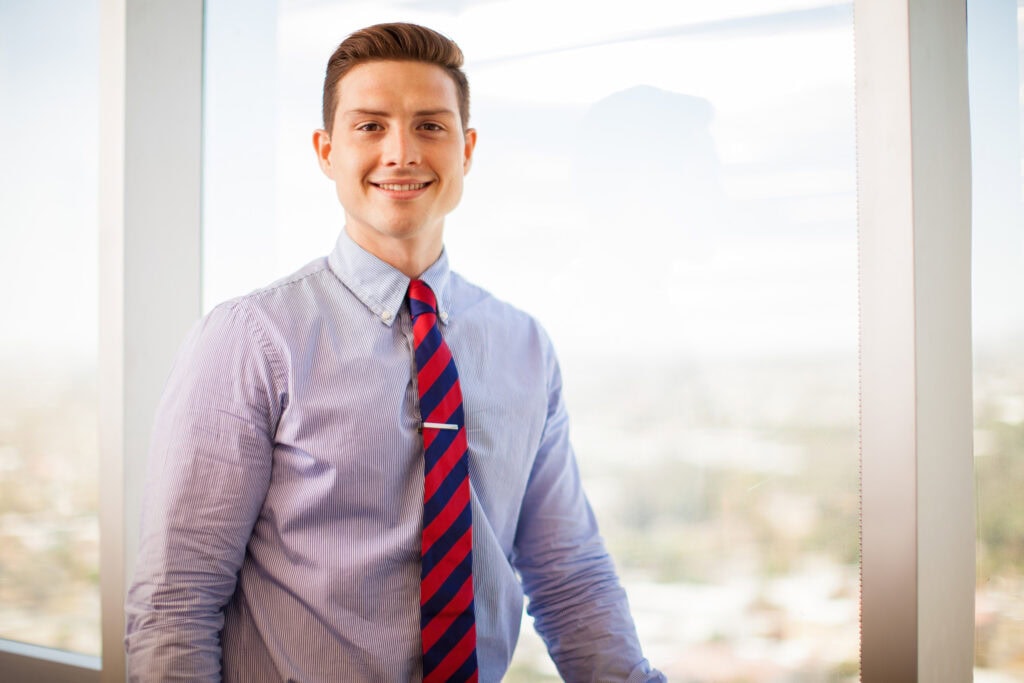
[382,127,419,167]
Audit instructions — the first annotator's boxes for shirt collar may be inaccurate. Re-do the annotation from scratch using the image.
[327,228,453,328]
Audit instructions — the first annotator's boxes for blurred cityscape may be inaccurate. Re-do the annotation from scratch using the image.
[509,353,862,682]
[974,341,1024,681]
[0,358,99,655]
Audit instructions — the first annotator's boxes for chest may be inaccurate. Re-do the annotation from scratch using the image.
[268,313,549,537]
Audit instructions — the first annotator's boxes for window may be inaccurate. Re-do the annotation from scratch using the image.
[204,2,859,678]
[0,0,101,657]
[969,1,1024,678]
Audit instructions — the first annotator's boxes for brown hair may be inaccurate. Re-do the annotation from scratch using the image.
[321,23,470,134]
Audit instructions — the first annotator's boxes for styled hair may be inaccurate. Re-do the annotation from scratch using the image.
[321,22,470,133]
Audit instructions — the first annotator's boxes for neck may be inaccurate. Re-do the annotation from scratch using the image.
[344,225,443,279]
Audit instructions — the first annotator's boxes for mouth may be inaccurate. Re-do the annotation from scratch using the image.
[371,181,432,192]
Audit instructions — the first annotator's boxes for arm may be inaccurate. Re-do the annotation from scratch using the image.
[512,349,664,682]
[125,301,282,681]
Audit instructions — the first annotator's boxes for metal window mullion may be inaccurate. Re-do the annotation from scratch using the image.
[99,0,204,681]
[98,0,127,681]
[856,0,975,680]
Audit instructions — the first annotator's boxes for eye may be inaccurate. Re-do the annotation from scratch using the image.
[419,122,445,132]
[356,122,383,132]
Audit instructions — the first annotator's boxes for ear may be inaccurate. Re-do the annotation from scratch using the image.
[462,128,478,175]
[312,129,334,178]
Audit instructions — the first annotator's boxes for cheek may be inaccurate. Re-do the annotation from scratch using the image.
[444,176,465,206]
[332,156,368,188]
[332,143,369,170]
[445,152,469,183]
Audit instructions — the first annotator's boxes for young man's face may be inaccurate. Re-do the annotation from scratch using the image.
[314,60,476,264]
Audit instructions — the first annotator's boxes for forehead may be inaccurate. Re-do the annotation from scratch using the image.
[335,60,459,114]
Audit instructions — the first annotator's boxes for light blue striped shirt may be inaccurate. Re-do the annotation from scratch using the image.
[125,229,662,682]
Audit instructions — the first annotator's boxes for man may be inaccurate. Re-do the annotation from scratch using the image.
[126,22,663,682]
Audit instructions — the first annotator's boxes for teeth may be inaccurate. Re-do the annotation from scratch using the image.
[378,182,427,191]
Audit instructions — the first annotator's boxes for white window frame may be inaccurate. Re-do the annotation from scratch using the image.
[0,0,976,679]
[856,1,975,679]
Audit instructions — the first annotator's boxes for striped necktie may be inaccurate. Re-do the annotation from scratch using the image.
[409,279,479,683]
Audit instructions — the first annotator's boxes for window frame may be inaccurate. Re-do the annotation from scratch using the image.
[856,1,974,679]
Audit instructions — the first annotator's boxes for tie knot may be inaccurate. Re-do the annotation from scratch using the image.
[409,279,438,319]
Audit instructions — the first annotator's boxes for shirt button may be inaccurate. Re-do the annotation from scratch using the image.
[439,311,449,323]
[381,310,393,322]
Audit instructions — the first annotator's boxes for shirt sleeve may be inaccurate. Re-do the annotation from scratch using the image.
[124,301,282,682]
[512,342,665,682]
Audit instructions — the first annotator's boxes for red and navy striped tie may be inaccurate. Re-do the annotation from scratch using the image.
[409,279,478,683]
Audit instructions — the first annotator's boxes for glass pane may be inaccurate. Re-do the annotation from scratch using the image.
[205,2,860,679]
[0,1,101,656]
[969,1,1024,680]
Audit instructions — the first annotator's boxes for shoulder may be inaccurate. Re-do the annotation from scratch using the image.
[182,257,335,367]
[228,256,334,316]
[201,256,349,338]
[449,271,552,346]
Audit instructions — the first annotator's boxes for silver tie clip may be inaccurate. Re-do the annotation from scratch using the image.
[422,422,459,431]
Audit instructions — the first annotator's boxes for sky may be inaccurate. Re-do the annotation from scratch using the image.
[0,0,99,358]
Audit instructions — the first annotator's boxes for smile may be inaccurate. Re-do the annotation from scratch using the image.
[374,182,430,191]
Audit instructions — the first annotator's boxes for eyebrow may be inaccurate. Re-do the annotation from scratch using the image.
[342,108,457,118]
